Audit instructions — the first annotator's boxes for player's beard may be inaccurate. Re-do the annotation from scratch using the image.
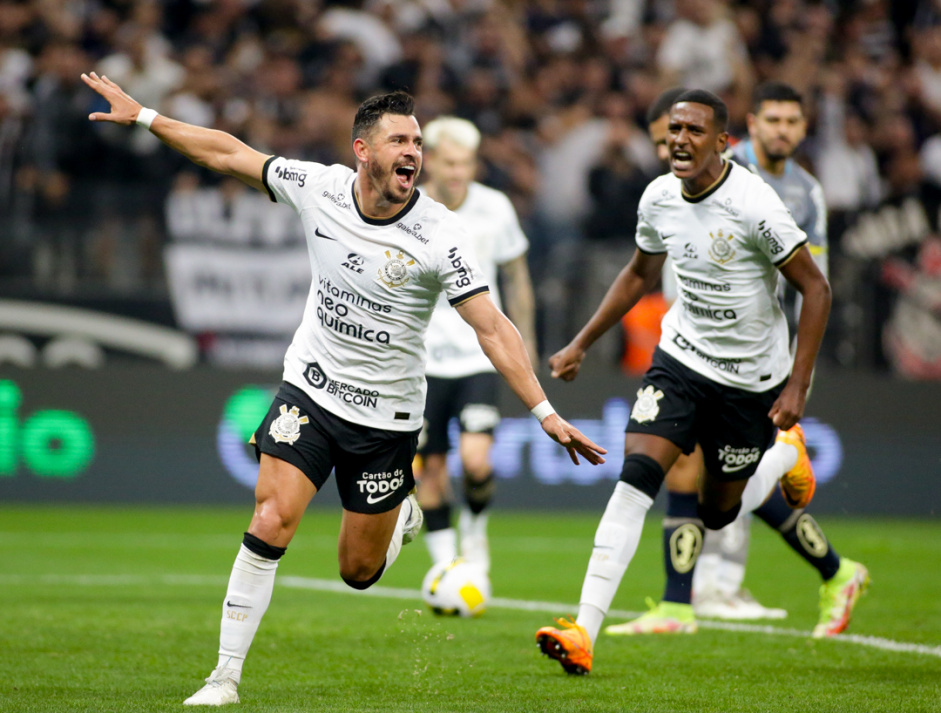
[368,159,413,205]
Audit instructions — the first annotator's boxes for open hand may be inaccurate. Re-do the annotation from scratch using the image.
[81,72,142,125]
[541,413,606,466]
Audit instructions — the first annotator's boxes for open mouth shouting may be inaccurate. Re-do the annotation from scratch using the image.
[671,149,694,173]
[395,163,417,191]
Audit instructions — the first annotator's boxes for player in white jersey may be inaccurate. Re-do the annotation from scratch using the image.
[615,85,868,635]
[535,89,831,675]
[417,116,537,576]
[81,73,606,705]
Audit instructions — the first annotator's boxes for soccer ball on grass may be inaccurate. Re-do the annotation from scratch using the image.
[421,557,491,617]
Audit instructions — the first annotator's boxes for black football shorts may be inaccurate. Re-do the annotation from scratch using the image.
[625,348,785,481]
[253,382,418,513]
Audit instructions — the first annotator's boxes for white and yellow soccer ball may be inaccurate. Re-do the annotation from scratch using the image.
[421,557,491,617]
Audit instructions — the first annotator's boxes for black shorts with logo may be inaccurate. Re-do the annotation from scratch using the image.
[626,348,785,481]
[419,372,500,456]
[253,382,418,514]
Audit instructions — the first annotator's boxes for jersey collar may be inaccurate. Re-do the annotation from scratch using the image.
[352,180,422,226]
[681,160,732,203]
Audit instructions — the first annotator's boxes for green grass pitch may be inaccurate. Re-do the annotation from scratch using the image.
[1,506,939,712]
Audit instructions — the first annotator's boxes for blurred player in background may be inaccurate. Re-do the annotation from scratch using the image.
[417,116,537,578]
[535,89,831,675]
[81,72,606,705]
[607,85,869,636]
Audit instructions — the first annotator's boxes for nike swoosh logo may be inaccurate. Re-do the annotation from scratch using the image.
[314,227,337,240]
[366,491,396,504]
[227,601,251,609]
[721,462,751,473]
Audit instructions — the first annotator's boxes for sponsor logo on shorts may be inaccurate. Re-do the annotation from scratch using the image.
[357,468,406,504]
[630,385,664,423]
[268,404,309,445]
[717,445,761,473]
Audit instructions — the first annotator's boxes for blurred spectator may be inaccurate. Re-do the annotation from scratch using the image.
[656,0,754,102]
[881,237,941,378]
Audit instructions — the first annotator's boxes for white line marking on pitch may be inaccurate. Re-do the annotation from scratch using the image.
[5,573,940,659]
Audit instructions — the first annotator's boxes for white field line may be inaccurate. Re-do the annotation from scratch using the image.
[4,573,941,660]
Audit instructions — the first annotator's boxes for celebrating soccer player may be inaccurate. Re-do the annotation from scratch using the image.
[81,71,606,705]
[535,89,830,675]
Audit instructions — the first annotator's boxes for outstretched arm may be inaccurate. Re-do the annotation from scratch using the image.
[550,249,666,381]
[499,254,538,367]
[774,247,831,429]
[81,72,270,192]
[456,294,606,466]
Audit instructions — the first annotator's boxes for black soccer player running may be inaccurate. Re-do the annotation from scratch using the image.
[81,71,605,705]
[535,89,830,675]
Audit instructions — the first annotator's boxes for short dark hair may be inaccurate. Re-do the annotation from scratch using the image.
[352,91,416,142]
[672,89,728,133]
[752,81,803,112]
[646,87,687,125]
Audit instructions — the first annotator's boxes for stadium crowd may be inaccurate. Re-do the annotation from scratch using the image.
[2,0,941,376]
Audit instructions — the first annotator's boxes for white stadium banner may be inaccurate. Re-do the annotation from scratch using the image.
[164,244,311,334]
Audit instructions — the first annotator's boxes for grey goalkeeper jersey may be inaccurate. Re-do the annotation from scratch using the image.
[730,140,828,278]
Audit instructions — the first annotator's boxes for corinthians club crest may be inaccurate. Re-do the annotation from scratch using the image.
[707,229,736,264]
[378,250,415,288]
[269,405,309,445]
[631,385,664,423]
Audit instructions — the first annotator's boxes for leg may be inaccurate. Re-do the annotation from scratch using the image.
[185,455,316,706]
[606,446,702,635]
[537,433,680,673]
[417,452,457,565]
[458,431,495,570]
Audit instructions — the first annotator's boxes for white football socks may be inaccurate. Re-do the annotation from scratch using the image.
[739,440,798,514]
[577,481,655,644]
[425,527,458,566]
[458,508,490,572]
[383,497,413,572]
[217,544,280,681]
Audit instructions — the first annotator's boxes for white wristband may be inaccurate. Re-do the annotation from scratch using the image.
[530,400,556,423]
[136,107,158,129]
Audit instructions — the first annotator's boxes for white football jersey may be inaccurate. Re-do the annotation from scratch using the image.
[424,182,529,378]
[635,161,808,391]
[264,157,489,431]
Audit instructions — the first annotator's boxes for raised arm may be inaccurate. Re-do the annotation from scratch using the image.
[455,294,606,466]
[550,249,666,381]
[81,72,270,193]
[773,246,831,429]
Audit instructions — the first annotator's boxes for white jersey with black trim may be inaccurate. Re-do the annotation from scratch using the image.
[635,161,808,391]
[263,157,489,431]
[424,182,529,378]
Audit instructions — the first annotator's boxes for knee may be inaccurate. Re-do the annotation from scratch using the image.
[619,454,666,500]
[339,554,386,590]
[462,452,491,481]
[697,500,742,531]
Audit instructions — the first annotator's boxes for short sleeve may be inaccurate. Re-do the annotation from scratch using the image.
[262,157,327,212]
[634,185,667,255]
[751,181,808,266]
[493,193,529,264]
[435,218,490,307]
